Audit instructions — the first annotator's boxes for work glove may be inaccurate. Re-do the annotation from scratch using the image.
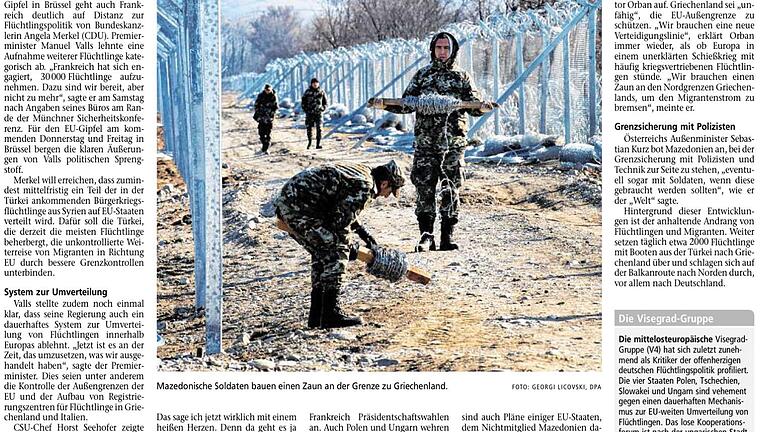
[348,242,360,261]
[369,98,385,109]
[480,101,495,112]
[354,224,377,249]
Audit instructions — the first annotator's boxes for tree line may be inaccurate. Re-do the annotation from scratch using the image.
[223,0,556,77]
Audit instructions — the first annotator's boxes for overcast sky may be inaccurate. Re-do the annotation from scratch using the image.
[221,0,323,21]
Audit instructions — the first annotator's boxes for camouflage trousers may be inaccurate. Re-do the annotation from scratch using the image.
[275,201,350,294]
[257,119,272,151]
[411,146,465,220]
[305,114,322,142]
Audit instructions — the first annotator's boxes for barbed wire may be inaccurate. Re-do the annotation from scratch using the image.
[225,0,590,88]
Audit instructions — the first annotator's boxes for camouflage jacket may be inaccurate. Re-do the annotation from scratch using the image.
[386,32,484,151]
[277,163,376,236]
[253,90,278,122]
[301,87,328,116]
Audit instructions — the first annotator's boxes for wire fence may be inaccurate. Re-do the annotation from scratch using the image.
[225,0,602,143]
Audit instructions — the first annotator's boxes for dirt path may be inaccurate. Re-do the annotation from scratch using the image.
[157,96,602,372]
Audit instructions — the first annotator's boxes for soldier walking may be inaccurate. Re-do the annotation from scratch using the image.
[275,161,406,329]
[380,32,492,252]
[301,78,328,150]
[253,84,278,154]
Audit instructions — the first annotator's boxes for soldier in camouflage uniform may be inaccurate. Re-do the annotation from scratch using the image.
[382,31,491,252]
[274,160,406,329]
[301,78,328,150]
[253,84,278,154]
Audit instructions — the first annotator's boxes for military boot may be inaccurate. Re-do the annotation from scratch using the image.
[320,287,362,329]
[415,213,436,252]
[315,131,323,149]
[439,217,459,251]
[307,288,323,328]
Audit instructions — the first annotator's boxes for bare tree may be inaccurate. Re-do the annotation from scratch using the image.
[307,0,357,50]
[222,19,262,76]
[306,0,462,51]
[247,6,305,70]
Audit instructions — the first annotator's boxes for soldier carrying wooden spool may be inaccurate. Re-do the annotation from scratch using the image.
[369,31,498,253]
[275,160,430,329]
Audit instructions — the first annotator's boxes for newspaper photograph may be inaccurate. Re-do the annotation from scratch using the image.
[1,0,764,430]
[156,0,602,373]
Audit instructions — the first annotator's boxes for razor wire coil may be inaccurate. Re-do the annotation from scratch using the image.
[366,246,408,282]
[402,94,466,115]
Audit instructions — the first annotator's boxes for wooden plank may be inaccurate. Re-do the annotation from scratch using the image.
[405,267,432,285]
[276,218,295,236]
[368,98,498,112]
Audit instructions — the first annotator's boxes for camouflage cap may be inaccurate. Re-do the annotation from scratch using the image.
[383,160,405,189]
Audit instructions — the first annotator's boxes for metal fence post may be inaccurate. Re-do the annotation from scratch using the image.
[492,37,500,135]
[515,32,525,135]
[588,4,598,137]
[465,40,475,130]
[200,0,223,355]
[350,61,356,112]
[538,30,550,133]
[563,30,571,144]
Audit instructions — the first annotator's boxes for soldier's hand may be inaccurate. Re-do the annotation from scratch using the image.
[348,243,360,261]
[480,101,495,112]
[355,225,377,249]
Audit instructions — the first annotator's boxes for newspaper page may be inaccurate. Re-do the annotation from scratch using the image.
[0,0,764,431]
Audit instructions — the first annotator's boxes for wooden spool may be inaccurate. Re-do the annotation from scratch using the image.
[276,218,431,285]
